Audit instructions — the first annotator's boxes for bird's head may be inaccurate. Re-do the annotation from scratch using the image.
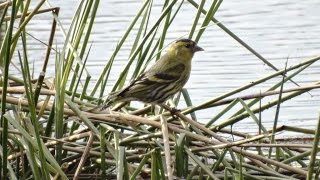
[168,39,204,60]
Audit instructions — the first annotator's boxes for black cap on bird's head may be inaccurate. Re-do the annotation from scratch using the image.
[175,38,204,53]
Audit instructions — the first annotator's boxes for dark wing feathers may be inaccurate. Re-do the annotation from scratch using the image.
[154,73,177,81]
[149,63,185,83]
[108,63,186,102]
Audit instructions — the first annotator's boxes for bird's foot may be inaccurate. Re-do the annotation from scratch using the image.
[169,107,181,119]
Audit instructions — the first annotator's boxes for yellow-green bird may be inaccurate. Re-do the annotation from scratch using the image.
[102,39,204,109]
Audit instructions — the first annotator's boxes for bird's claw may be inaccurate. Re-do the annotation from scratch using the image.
[170,107,181,119]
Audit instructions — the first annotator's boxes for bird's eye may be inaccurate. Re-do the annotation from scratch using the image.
[185,44,191,48]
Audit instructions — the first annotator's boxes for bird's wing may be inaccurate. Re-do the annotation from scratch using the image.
[113,63,185,98]
[147,63,185,83]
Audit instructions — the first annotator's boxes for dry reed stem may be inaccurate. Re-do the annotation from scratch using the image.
[3,7,59,22]
[161,105,308,176]
[1,93,312,177]
[190,134,271,152]
[7,132,91,160]
[160,115,173,180]
[73,132,94,180]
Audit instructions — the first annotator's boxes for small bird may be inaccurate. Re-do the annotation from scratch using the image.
[102,39,204,110]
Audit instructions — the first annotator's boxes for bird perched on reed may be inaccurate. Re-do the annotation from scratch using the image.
[101,39,204,110]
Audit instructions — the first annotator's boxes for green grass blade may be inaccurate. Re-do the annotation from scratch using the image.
[181,89,197,121]
[206,98,239,127]
[130,153,151,180]
[5,114,68,179]
[185,147,219,180]
[268,62,287,159]
[194,0,222,42]
[117,146,128,180]
[90,0,151,96]
[18,46,50,179]
[100,127,107,179]
[175,134,187,178]
[0,0,16,177]
[110,0,177,92]
[307,113,320,180]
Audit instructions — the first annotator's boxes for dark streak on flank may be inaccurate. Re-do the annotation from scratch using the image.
[151,84,168,101]
[117,77,156,97]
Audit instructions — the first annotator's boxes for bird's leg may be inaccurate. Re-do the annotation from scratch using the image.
[169,107,181,119]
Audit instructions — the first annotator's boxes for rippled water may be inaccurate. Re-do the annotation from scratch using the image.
[13,0,320,136]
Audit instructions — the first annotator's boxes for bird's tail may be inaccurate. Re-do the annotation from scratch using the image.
[99,91,121,110]
[99,98,113,111]
[81,98,113,113]
[78,90,121,113]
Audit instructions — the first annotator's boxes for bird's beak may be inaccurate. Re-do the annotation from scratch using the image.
[193,45,204,52]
